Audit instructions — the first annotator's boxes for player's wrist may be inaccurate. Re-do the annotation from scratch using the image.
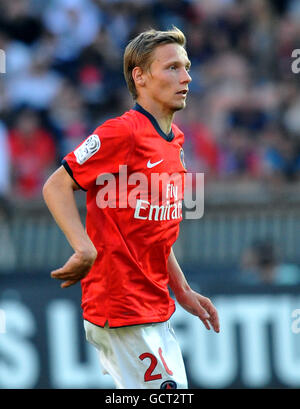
[75,245,98,265]
[172,283,192,301]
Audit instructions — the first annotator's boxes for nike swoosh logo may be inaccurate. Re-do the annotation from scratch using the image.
[147,159,164,168]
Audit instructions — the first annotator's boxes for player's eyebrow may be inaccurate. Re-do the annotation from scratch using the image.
[165,59,191,68]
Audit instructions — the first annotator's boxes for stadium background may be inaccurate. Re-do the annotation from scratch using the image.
[1,0,300,389]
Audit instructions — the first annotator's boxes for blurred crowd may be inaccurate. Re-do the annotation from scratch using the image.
[0,0,300,202]
[239,238,300,285]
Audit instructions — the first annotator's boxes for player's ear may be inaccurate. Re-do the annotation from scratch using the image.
[132,66,145,87]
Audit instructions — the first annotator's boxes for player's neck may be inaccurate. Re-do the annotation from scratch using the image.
[136,99,174,135]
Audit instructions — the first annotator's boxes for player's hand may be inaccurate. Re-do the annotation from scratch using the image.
[51,249,97,288]
[175,289,220,333]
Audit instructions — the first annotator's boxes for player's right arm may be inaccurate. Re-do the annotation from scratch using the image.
[42,165,97,288]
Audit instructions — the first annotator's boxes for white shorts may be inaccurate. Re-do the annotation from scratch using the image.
[84,319,188,389]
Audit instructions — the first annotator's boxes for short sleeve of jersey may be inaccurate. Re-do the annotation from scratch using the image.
[62,117,133,191]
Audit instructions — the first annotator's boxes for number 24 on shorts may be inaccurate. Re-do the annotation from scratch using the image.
[139,347,173,382]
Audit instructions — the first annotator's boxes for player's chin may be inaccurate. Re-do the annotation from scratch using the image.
[171,100,186,112]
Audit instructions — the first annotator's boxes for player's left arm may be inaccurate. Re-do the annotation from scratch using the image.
[167,247,220,333]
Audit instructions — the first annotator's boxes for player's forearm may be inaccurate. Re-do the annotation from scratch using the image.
[43,169,97,261]
[167,247,191,297]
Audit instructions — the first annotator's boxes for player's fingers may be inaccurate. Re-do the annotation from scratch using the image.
[203,304,218,329]
[51,268,84,280]
[196,306,211,330]
[200,317,211,330]
[51,269,74,280]
[210,314,220,332]
[51,270,70,280]
[200,297,220,333]
[207,307,220,332]
[50,256,80,278]
[209,319,220,333]
[61,279,78,288]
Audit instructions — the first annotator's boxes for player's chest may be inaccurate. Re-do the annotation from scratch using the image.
[129,135,186,176]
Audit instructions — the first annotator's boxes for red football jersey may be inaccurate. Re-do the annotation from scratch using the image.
[62,103,187,327]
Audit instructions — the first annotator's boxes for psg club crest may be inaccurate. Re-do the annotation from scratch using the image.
[179,148,186,170]
[160,380,177,389]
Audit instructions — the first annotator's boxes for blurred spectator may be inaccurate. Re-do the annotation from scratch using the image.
[0,120,11,196]
[43,0,101,64]
[215,2,252,56]
[152,0,188,31]
[248,0,279,79]
[8,107,56,199]
[6,53,63,110]
[261,127,300,184]
[0,0,44,46]
[77,26,122,107]
[227,99,269,133]
[283,94,300,137]
[48,80,91,158]
[103,1,137,50]
[176,99,220,179]
[219,128,262,180]
[0,120,15,271]
[240,239,300,285]
[0,29,31,77]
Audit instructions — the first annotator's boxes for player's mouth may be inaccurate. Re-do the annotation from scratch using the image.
[176,89,188,98]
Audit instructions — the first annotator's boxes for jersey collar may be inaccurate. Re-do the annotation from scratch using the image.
[133,103,175,142]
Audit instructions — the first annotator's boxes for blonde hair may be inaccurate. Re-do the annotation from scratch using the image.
[123,27,186,100]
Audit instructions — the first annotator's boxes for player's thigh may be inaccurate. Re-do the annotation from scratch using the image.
[110,321,188,389]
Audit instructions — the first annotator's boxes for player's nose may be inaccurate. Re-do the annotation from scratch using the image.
[181,69,192,84]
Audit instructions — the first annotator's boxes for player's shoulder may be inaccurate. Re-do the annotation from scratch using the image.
[95,108,150,144]
[93,110,134,136]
